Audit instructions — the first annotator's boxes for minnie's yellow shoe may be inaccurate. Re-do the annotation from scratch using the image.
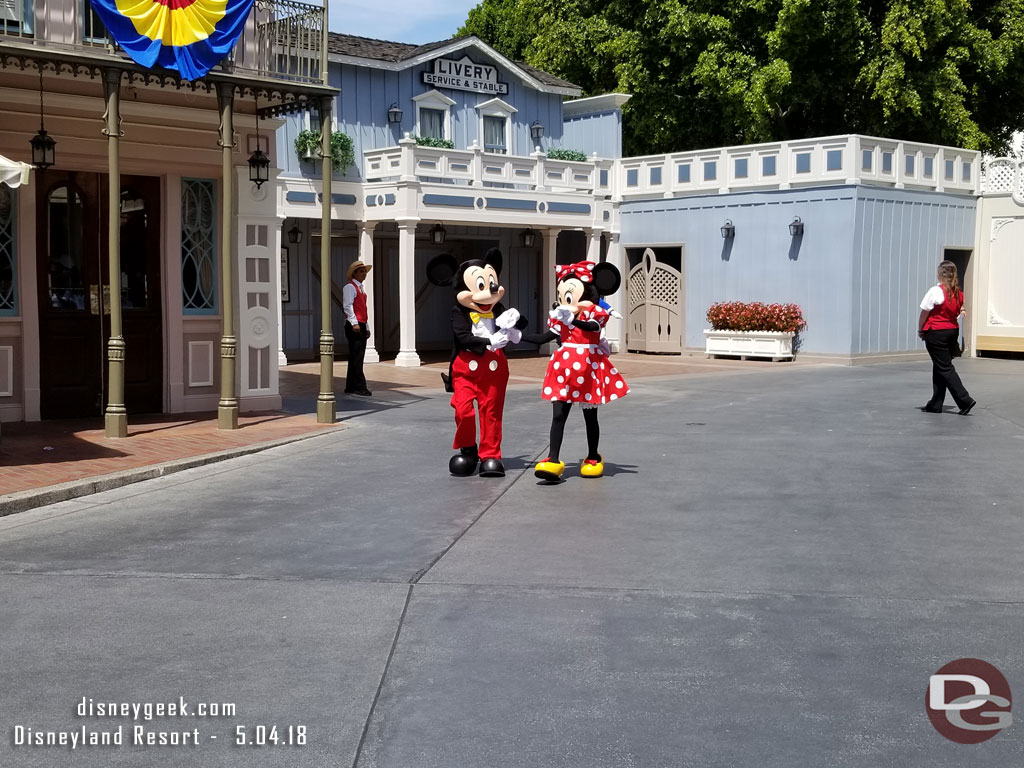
[534,458,565,482]
[580,455,604,478]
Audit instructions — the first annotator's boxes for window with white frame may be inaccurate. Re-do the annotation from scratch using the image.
[476,98,516,155]
[0,186,16,316]
[413,90,455,142]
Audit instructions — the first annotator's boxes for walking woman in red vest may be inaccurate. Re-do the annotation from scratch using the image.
[343,260,372,396]
[918,260,975,414]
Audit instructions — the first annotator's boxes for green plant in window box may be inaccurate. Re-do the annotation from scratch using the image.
[294,129,355,172]
[547,148,589,162]
[411,135,455,149]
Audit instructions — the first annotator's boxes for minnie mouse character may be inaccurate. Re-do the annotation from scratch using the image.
[522,261,629,481]
[427,248,529,478]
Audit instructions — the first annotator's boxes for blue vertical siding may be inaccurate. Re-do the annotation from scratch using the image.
[850,188,976,354]
[619,188,858,355]
[561,111,623,159]
[278,51,569,180]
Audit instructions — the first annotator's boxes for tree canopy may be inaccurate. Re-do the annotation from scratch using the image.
[459,0,1024,157]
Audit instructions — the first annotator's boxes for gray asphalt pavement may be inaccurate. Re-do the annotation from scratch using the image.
[1,357,1022,767]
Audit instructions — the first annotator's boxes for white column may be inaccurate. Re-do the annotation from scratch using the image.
[586,228,602,263]
[605,232,625,353]
[394,220,421,367]
[542,228,559,312]
[358,222,380,364]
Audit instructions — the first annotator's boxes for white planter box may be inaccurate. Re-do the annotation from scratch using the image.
[703,329,795,360]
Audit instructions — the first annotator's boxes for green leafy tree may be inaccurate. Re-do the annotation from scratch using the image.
[459,0,1024,156]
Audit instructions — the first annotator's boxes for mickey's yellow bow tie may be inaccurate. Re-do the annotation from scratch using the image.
[470,311,494,324]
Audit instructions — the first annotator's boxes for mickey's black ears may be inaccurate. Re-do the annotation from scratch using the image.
[484,247,503,276]
[426,253,459,286]
[592,263,621,296]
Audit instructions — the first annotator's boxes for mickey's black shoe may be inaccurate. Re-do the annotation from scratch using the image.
[449,446,479,476]
[479,458,505,477]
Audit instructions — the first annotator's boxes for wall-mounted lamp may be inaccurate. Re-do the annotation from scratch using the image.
[248,93,270,188]
[789,216,804,237]
[30,64,56,170]
[529,120,544,141]
[720,219,735,239]
[287,224,303,244]
[388,103,404,124]
[519,228,537,248]
[429,223,447,245]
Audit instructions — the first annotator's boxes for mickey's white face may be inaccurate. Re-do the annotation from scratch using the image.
[457,264,504,313]
[555,277,592,316]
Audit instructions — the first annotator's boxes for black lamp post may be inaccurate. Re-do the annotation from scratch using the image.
[429,223,447,245]
[519,228,537,248]
[388,103,404,124]
[789,216,804,237]
[720,219,735,239]
[287,224,303,244]
[31,64,55,170]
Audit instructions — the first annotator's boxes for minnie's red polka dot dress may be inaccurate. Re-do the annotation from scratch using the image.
[540,305,629,406]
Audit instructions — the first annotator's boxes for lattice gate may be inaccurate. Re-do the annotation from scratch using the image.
[626,247,683,353]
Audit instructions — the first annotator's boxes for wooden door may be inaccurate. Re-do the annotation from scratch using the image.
[37,172,163,418]
[625,247,684,353]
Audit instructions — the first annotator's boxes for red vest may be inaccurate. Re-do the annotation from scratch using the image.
[349,280,368,323]
[923,286,962,331]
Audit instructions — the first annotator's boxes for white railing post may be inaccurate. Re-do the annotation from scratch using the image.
[779,141,792,189]
[398,133,416,182]
[470,140,483,186]
[935,147,945,193]
[532,146,548,192]
[846,135,860,186]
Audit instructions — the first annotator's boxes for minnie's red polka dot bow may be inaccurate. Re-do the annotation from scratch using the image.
[556,261,595,283]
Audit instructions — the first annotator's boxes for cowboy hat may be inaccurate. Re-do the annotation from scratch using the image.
[346,260,372,280]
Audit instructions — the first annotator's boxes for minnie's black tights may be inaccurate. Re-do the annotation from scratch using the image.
[548,402,600,462]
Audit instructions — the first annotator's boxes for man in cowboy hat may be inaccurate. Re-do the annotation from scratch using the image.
[343,260,372,396]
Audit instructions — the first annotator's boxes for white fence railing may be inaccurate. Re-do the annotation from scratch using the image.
[364,136,615,195]
[615,135,981,198]
[364,135,981,200]
[982,158,1024,202]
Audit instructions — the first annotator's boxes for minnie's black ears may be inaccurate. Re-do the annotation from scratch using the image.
[426,253,459,286]
[592,263,621,296]
[484,247,503,276]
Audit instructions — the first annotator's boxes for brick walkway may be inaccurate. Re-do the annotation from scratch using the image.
[0,351,780,500]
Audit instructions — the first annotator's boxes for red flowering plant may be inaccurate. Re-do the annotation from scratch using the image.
[706,302,807,333]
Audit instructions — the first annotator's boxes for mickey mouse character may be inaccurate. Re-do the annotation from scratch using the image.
[427,248,529,478]
[522,261,629,481]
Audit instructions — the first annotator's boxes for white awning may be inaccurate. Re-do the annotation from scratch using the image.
[0,154,32,188]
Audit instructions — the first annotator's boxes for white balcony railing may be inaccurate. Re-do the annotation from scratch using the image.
[615,135,981,199]
[364,136,614,195]
[982,158,1024,202]
[0,0,328,86]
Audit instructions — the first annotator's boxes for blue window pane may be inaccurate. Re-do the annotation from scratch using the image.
[862,150,873,171]
[626,169,638,187]
[762,156,776,176]
[734,158,748,178]
[704,161,717,181]
[826,150,842,171]
[963,162,972,182]
[182,179,218,314]
[795,153,811,174]
[923,157,934,178]
[905,155,915,175]
[678,164,691,183]
[599,169,608,187]
[882,152,893,173]
[650,167,662,185]
[945,159,955,180]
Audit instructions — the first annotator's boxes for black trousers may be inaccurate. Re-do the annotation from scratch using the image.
[922,328,970,409]
[344,321,369,392]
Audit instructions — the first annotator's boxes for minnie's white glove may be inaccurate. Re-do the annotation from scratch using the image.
[597,338,611,357]
[495,308,520,330]
[550,306,574,325]
[506,328,522,344]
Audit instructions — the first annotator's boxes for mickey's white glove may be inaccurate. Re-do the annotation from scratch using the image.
[487,332,509,351]
[550,306,574,325]
[495,308,520,330]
